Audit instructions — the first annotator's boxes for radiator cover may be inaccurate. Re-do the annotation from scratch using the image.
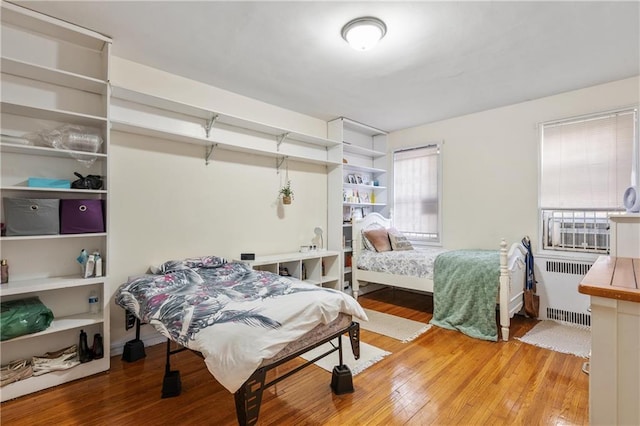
[534,256,593,327]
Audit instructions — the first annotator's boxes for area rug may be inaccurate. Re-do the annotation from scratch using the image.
[300,336,390,375]
[517,320,591,358]
[361,308,432,342]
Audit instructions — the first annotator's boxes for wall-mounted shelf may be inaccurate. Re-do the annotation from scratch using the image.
[110,86,341,166]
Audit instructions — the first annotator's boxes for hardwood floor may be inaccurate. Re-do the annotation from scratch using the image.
[0,288,589,425]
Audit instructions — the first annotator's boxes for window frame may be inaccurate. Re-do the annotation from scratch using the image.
[537,106,639,259]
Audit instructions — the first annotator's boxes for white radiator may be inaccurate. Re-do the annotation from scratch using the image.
[534,255,593,327]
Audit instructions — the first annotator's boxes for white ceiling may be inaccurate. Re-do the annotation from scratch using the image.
[13,1,640,132]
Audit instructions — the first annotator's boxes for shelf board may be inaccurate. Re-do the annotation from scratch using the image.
[321,275,339,284]
[0,312,103,343]
[343,202,387,207]
[344,267,353,274]
[111,86,339,148]
[0,275,105,296]
[1,57,107,94]
[343,143,386,158]
[0,357,109,402]
[1,102,107,127]
[0,141,107,159]
[1,2,110,51]
[343,183,386,191]
[343,247,353,253]
[340,117,387,136]
[343,163,386,174]
[1,186,107,194]
[111,119,340,167]
[1,232,107,242]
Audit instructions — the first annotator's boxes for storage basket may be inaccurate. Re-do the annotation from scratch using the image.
[60,199,104,234]
[3,198,60,236]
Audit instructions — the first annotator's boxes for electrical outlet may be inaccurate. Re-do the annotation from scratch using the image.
[125,311,136,330]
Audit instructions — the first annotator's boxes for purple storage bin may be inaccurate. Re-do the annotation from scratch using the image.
[60,199,104,234]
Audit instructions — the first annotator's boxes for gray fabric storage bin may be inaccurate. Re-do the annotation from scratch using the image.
[3,198,60,236]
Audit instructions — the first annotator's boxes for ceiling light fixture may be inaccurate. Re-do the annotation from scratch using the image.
[341,16,387,51]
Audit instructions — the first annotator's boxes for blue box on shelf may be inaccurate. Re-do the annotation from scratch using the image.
[28,177,71,189]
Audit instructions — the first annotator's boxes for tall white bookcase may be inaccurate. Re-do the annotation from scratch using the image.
[327,117,388,296]
[0,1,112,401]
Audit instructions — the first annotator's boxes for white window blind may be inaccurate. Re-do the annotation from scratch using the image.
[541,109,636,209]
[393,144,441,243]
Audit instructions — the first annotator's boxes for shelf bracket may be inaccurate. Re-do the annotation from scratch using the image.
[205,143,217,165]
[276,132,290,150]
[204,114,219,138]
[276,156,287,174]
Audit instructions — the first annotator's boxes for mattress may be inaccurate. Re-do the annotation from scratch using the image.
[356,247,448,278]
[115,256,367,393]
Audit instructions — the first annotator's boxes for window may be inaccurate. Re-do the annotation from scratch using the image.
[540,108,638,254]
[393,144,442,244]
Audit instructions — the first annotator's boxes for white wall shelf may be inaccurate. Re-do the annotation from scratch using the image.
[1,101,107,127]
[0,141,108,160]
[1,186,107,194]
[110,86,341,166]
[2,312,103,343]
[0,233,107,242]
[0,276,107,297]
[343,143,386,158]
[1,57,107,95]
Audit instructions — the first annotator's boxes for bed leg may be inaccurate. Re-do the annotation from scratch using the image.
[162,339,182,398]
[234,369,266,426]
[330,323,358,395]
[501,326,510,342]
[348,322,360,360]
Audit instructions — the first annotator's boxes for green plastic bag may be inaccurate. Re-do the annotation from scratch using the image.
[1,297,54,341]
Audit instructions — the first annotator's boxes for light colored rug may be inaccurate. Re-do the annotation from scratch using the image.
[361,308,432,342]
[517,320,591,358]
[300,335,390,375]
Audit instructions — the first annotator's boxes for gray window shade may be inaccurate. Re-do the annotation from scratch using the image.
[541,110,636,209]
[393,145,441,242]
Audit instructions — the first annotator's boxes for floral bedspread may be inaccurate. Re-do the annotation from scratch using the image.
[115,256,367,393]
[356,247,449,278]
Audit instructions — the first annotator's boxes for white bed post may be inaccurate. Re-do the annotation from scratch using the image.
[499,239,510,341]
[351,219,361,299]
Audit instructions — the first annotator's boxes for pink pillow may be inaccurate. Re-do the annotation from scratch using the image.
[363,228,392,252]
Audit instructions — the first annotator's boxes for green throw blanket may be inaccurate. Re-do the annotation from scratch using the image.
[430,250,500,341]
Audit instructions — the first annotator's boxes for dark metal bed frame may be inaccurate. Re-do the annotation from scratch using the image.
[158,320,361,426]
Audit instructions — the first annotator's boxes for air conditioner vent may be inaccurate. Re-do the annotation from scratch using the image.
[545,260,591,275]
[546,307,591,327]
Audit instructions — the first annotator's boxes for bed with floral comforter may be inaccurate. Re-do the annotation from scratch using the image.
[115,256,367,393]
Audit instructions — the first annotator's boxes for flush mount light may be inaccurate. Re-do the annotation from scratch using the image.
[341,16,387,51]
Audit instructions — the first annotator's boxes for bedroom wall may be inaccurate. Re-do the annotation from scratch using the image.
[388,76,640,253]
[108,58,330,349]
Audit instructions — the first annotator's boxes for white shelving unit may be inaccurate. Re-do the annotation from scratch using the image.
[240,250,341,290]
[0,1,111,401]
[110,86,342,167]
[327,117,389,296]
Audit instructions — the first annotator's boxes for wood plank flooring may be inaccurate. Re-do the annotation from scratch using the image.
[0,288,589,425]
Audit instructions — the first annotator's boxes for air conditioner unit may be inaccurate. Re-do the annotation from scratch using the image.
[546,217,609,252]
[534,255,593,327]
